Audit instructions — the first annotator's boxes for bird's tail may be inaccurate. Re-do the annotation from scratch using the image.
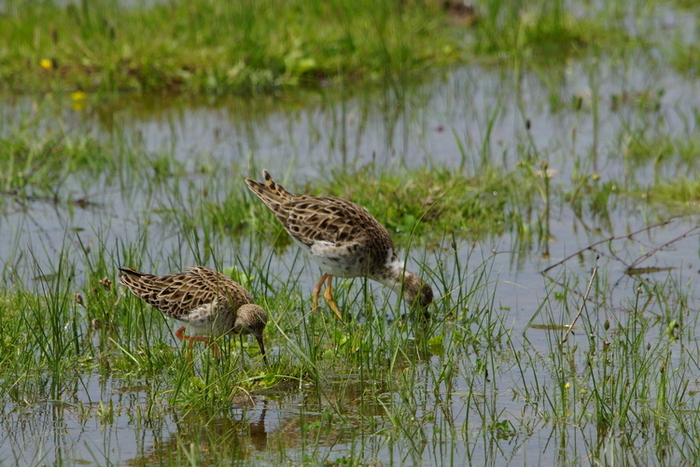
[245,170,296,211]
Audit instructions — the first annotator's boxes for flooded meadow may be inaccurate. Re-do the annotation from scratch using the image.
[1,1,700,465]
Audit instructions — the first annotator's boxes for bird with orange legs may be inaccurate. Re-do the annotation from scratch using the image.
[245,170,433,320]
[118,266,267,363]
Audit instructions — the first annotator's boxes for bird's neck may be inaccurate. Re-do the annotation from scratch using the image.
[372,257,419,302]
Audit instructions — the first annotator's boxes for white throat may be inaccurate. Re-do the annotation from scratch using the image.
[372,257,408,293]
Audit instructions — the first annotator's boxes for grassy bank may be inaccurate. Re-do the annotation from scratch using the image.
[1,0,629,95]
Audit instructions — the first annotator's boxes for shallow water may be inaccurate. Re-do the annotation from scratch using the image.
[2,30,700,465]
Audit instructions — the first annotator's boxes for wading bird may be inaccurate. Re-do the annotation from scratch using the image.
[118,266,267,363]
[245,170,433,320]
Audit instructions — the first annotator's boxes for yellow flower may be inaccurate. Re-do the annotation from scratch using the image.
[40,58,53,70]
[71,91,87,111]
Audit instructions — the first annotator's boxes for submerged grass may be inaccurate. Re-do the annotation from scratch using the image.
[642,178,700,208]
[3,160,700,464]
[7,185,699,464]
[0,133,110,204]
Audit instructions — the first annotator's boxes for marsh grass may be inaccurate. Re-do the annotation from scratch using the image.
[178,163,531,252]
[473,0,631,61]
[518,260,700,463]
[2,1,700,462]
[1,0,634,95]
[648,178,700,208]
[0,133,109,204]
[671,41,700,77]
[623,126,700,174]
[3,180,700,464]
[2,144,699,464]
[0,123,176,217]
[2,0,463,94]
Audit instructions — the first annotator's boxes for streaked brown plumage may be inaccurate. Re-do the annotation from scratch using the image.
[244,170,433,319]
[118,266,267,362]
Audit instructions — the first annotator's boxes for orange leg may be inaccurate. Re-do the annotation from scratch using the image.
[175,326,221,359]
[311,274,343,319]
[312,274,330,314]
[323,276,343,320]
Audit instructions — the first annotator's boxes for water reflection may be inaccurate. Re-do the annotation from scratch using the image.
[123,377,399,465]
[129,404,269,465]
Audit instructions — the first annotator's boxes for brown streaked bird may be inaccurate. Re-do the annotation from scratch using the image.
[118,266,267,363]
[245,170,433,319]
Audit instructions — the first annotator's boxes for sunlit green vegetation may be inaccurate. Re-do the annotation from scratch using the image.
[1,0,633,95]
[2,0,700,464]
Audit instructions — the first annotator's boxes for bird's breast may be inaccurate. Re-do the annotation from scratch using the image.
[307,241,370,278]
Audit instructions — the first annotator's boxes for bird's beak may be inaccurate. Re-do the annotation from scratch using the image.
[256,335,267,365]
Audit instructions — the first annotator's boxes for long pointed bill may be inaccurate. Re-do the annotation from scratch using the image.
[256,335,267,365]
